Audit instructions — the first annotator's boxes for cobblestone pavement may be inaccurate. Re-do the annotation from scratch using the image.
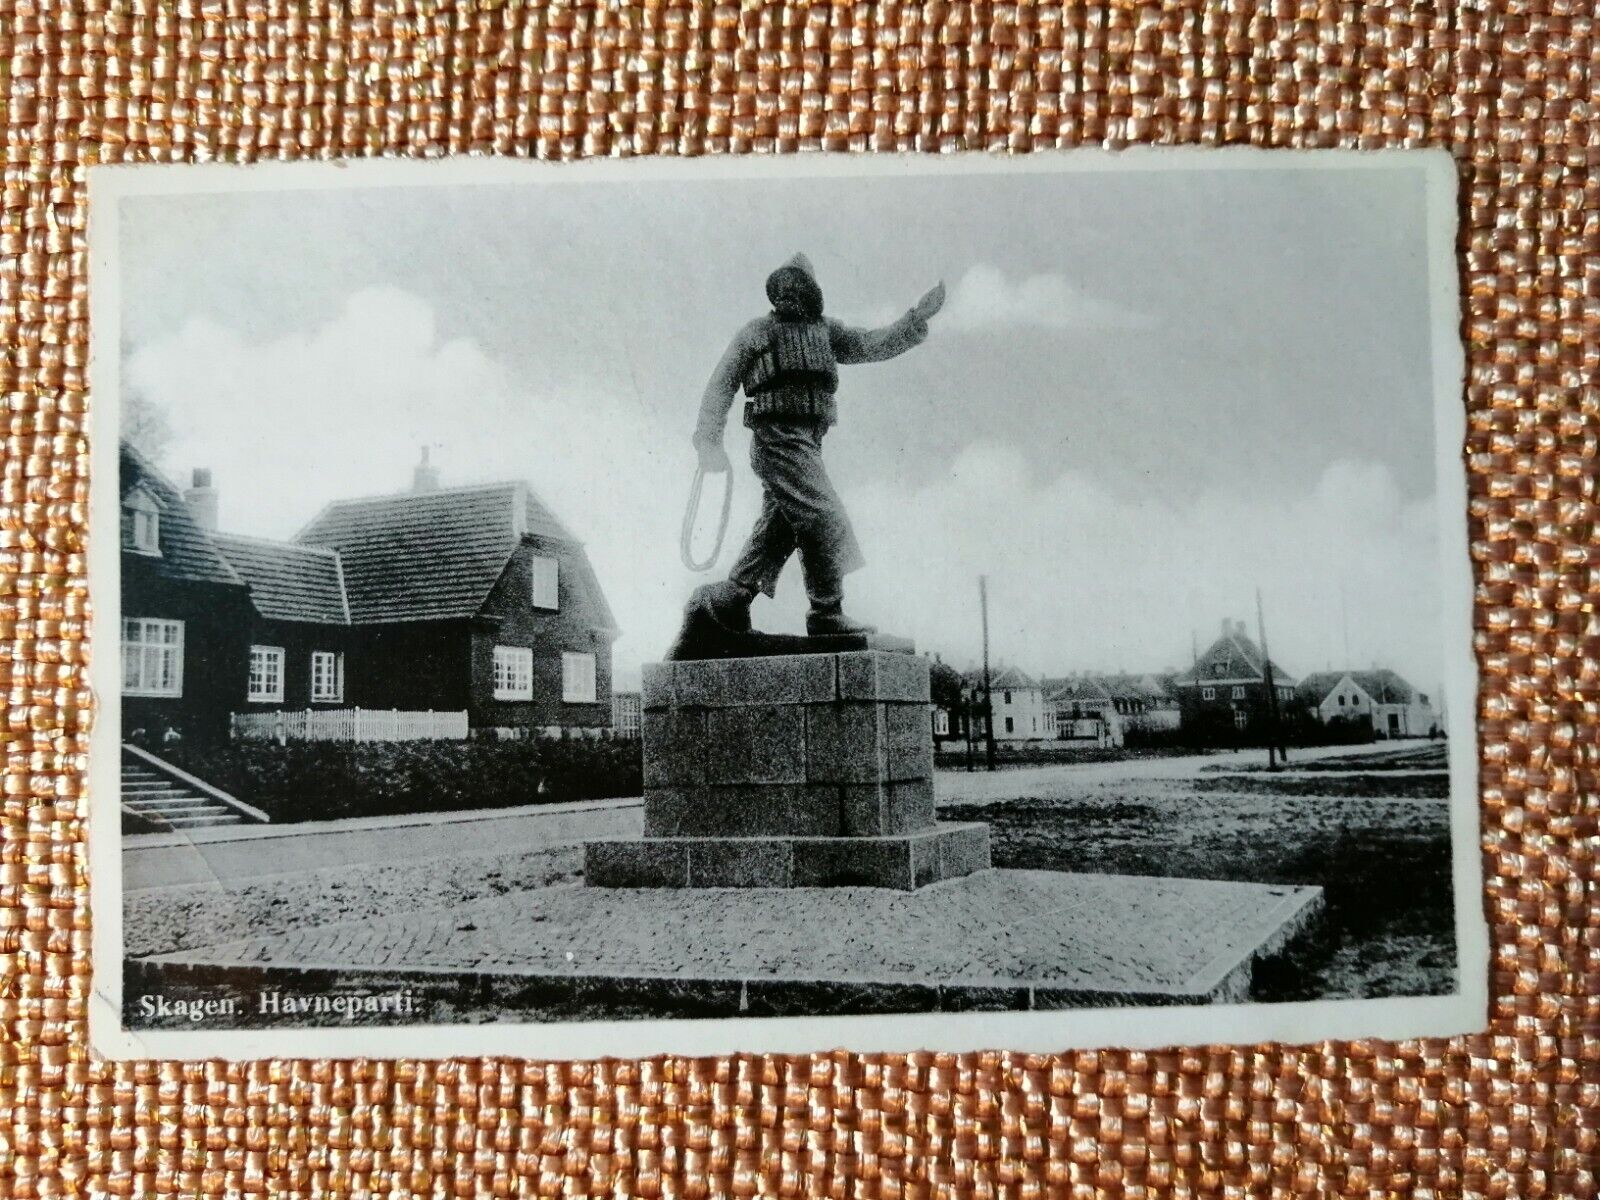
[151,870,1320,996]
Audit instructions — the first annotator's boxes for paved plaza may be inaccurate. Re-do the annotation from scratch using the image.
[145,869,1322,1009]
[116,746,1448,1022]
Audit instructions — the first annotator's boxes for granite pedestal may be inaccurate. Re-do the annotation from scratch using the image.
[586,650,990,889]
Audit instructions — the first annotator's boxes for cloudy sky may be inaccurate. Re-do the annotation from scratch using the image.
[115,160,1451,693]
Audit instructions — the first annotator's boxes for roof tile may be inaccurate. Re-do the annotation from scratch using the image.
[212,533,348,624]
[120,444,244,588]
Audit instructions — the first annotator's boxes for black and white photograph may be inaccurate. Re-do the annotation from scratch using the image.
[88,152,1484,1060]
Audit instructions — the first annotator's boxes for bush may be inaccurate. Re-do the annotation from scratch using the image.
[153,736,643,824]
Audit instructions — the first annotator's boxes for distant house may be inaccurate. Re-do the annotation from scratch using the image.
[119,442,619,743]
[1297,670,1442,739]
[1042,675,1121,747]
[1037,672,1181,746]
[1169,618,1298,739]
[967,666,1056,741]
[1107,673,1181,732]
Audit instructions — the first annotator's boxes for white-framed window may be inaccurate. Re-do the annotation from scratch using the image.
[530,554,560,610]
[310,650,344,703]
[122,489,162,555]
[122,617,184,697]
[1234,709,1248,730]
[1231,686,1245,700]
[247,646,285,702]
[493,645,534,700]
[1201,686,1216,700]
[562,651,597,704]
[933,709,950,736]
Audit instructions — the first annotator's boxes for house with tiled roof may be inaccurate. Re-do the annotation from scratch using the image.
[1169,618,1299,739]
[1039,672,1183,746]
[1297,670,1442,739]
[1041,674,1121,746]
[120,445,256,743]
[119,442,619,742]
[963,665,1056,742]
[1100,673,1182,732]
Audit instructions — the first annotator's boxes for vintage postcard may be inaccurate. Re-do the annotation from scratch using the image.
[88,150,1484,1060]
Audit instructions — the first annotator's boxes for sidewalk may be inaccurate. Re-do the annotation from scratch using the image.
[124,798,645,891]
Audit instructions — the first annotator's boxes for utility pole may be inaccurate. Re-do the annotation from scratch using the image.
[1256,587,1284,770]
[979,574,997,772]
[963,680,976,771]
[1340,582,1351,666]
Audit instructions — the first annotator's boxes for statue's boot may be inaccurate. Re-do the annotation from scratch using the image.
[700,579,755,633]
[807,607,878,636]
[801,555,876,636]
[666,579,756,661]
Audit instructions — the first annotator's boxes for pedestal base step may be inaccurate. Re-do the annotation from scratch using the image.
[586,822,990,890]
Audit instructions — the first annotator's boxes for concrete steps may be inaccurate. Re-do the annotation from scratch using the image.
[122,757,248,829]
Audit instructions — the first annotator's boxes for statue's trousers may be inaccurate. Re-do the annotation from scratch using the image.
[726,419,865,604]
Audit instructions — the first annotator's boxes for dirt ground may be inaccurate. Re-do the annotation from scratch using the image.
[941,746,1457,1001]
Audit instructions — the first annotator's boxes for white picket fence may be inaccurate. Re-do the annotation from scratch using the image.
[231,708,470,744]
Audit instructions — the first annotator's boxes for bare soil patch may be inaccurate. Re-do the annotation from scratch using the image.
[941,772,1455,1001]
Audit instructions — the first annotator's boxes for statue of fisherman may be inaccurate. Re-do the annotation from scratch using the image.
[688,253,945,638]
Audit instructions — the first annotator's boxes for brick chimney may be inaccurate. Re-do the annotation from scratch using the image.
[412,446,439,494]
[184,468,218,530]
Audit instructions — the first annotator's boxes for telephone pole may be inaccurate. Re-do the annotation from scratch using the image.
[1256,587,1284,770]
[979,575,997,772]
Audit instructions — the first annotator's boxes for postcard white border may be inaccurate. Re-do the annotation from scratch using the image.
[87,148,1486,1061]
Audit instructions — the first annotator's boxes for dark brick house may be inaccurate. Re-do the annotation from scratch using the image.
[209,533,351,713]
[119,441,618,742]
[1169,618,1299,741]
[296,476,618,733]
[119,445,254,744]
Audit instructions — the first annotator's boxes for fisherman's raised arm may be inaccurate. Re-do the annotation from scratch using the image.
[826,311,929,365]
[827,282,944,365]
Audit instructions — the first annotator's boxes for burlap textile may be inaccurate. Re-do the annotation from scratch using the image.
[1,2,1594,1196]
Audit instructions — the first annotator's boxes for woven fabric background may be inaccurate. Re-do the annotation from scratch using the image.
[0,1,1595,1196]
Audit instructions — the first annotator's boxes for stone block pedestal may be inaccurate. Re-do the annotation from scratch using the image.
[585,650,991,890]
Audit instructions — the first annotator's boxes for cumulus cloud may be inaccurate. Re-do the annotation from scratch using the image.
[836,443,1443,692]
[936,264,1154,333]
[125,287,708,683]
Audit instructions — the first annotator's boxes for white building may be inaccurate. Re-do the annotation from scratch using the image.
[1043,675,1122,747]
[967,666,1056,742]
[1296,670,1442,738]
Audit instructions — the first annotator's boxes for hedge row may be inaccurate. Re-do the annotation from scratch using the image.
[152,736,643,824]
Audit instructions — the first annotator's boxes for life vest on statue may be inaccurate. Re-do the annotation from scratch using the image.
[744,319,838,398]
